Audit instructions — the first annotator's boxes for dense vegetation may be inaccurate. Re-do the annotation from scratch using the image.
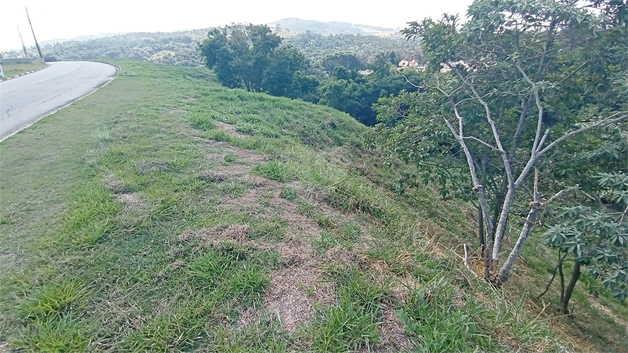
[282,32,422,64]
[198,25,423,125]
[38,30,209,66]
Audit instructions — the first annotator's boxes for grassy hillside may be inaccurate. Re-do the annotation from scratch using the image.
[0,61,625,352]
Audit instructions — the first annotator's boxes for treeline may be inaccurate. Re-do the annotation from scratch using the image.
[3,29,421,72]
[37,30,209,66]
[200,24,422,125]
[283,31,422,65]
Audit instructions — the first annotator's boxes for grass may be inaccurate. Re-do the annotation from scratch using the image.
[1,62,47,78]
[0,60,625,352]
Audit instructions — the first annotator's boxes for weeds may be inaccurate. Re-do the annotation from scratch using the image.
[224,153,236,163]
[220,181,250,197]
[310,268,386,352]
[190,112,214,131]
[279,186,297,201]
[253,160,296,182]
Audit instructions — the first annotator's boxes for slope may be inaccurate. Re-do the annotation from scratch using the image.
[0,60,625,352]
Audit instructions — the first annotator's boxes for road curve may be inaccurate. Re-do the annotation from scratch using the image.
[0,61,117,141]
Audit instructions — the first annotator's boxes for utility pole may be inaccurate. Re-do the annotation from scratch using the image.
[17,26,28,57]
[25,7,43,61]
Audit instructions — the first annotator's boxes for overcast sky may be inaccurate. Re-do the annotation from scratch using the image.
[2,0,474,51]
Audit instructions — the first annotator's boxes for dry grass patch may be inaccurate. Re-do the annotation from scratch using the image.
[265,261,335,332]
[215,121,249,138]
[177,225,250,246]
[104,174,131,194]
[116,193,143,211]
[379,306,415,352]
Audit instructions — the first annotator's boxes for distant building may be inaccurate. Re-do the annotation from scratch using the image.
[398,59,421,69]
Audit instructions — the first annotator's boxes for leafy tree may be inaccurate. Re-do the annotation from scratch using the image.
[372,0,628,285]
[199,24,282,92]
[262,46,308,97]
[290,71,321,102]
[320,53,365,73]
[319,61,421,126]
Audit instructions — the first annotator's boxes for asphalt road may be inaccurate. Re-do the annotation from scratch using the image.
[0,61,117,141]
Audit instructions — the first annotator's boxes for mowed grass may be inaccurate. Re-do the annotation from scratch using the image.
[1,62,48,78]
[0,60,625,352]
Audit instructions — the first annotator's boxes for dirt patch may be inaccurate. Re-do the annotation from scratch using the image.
[241,175,267,187]
[238,306,261,327]
[203,145,268,178]
[135,159,170,175]
[389,275,422,303]
[379,306,415,352]
[219,185,264,211]
[215,121,249,138]
[168,109,187,115]
[0,252,18,273]
[265,237,335,332]
[326,247,360,264]
[104,174,128,194]
[170,259,185,270]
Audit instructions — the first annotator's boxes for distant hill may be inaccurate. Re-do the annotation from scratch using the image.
[269,18,395,35]
[39,33,124,47]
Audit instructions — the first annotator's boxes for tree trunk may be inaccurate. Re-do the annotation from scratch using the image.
[496,169,541,285]
[496,202,540,285]
[559,260,565,302]
[492,186,516,262]
[479,203,485,253]
[562,260,581,315]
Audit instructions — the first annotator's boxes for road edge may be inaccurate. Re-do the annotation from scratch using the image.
[0,61,120,143]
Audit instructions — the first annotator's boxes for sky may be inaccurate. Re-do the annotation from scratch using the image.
[1,0,474,51]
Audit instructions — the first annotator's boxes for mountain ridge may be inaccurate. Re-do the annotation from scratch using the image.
[269,17,396,35]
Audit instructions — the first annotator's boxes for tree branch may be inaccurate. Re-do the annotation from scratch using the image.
[454,68,514,186]
[538,112,628,157]
[619,204,628,224]
[537,251,568,299]
[463,136,498,151]
[515,63,544,154]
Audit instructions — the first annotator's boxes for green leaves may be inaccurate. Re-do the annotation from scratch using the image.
[544,173,628,302]
[199,24,283,92]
